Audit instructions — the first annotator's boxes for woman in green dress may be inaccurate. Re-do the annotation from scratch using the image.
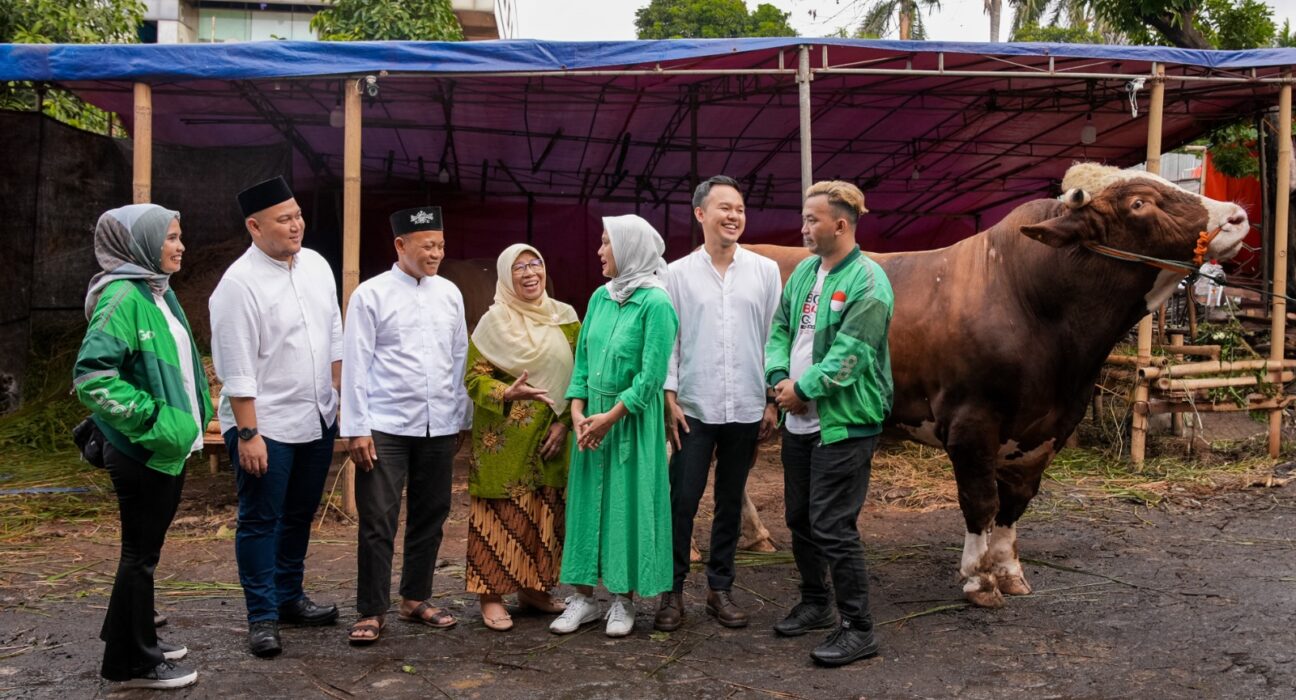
[465,244,581,631]
[549,215,679,638]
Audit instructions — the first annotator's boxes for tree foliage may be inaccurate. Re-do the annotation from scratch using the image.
[634,0,796,39]
[1010,0,1277,50]
[856,0,943,40]
[1,0,145,134]
[1010,21,1105,43]
[311,0,464,41]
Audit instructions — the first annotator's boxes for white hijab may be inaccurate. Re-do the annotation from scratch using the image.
[602,214,668,304]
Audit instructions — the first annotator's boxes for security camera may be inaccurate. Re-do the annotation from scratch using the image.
[363,75,379,98]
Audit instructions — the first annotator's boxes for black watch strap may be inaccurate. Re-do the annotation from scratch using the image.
[237,426,259,441]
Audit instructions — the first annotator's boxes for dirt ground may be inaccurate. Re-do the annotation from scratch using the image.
[2,438,1295,700]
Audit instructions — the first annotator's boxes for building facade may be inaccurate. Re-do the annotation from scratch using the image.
[141,0,514,43]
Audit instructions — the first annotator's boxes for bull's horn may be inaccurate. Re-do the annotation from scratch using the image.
[1063,188,1091,209]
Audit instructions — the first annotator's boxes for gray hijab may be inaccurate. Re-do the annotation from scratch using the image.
[602,214,669,304]
[84,204,180,319]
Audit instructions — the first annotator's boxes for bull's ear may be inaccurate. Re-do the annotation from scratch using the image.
[1020,214,1085,248]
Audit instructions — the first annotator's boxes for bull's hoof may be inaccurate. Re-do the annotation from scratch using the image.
[996,574,1032,596]
[740,537,777,553]
[963,575,1005,608]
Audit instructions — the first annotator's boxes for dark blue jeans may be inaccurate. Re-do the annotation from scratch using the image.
[225,417,336,623]
[780,428,877,628]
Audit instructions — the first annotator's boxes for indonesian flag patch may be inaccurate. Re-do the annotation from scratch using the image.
[830,290,847,313]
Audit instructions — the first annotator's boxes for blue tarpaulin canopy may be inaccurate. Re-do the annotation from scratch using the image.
[1,38,1290,294]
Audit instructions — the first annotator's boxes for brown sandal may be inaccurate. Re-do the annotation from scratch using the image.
[517,590,566,615]
[480,598,513,632]
[348,616,384,646]
[399,601,457,629]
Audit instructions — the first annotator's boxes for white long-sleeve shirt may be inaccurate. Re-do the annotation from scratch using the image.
[340,265,471,439]
[664,245,782,424]
[210,245,343,443]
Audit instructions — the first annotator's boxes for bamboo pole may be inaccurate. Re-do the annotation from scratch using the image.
[1169,332,1185,436]
[1143,396,1294,415]
[1107,354,1168,367]
[1155,344,1220,359]
[132,83,152,203]
[797,45,812,196]
[1269,72,1292,458]
[1140,358,1296,380]
[1130,63,1166,466]
[1156,371,1293,392]
[341,78,363,518]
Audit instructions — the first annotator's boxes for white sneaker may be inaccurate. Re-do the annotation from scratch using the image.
[549,594,600,634]
[604,595,634,637]
[120,661,198,689]
[159,640,188,661]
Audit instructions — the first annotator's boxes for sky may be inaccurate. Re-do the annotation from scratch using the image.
[513,0,1296,43]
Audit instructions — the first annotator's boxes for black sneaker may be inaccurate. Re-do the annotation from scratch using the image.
[158,640,188,661]
[773,602,837,637]
[121,661,198,689]
[810,620,879,667]
[248,620,282,658]
[153,609,168,627]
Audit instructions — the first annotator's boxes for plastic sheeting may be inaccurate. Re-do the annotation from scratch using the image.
[3,39,1296,81]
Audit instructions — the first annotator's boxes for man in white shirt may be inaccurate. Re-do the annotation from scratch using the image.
[211,176,344,658]
[340,206,471,644]
[655,176,781,632]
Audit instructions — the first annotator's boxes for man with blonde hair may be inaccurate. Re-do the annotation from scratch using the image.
[764,180,894,667]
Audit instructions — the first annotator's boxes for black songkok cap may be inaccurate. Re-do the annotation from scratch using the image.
[389,206,444,236]
[237,176,295,218]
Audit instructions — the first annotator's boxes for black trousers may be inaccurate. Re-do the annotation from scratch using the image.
[780,428,877,628]
[355,431,455,617]
[100,439,185,681]
[669,416,761,592]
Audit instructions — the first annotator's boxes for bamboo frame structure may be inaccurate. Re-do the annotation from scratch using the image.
[1129,64,1165,466]
[132,83,151,204]
[1269,73,1292,457]
[1156,371,1293,392]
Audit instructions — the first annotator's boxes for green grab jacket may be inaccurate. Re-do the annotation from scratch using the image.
[73,279,212,475]
[764,245,895,445]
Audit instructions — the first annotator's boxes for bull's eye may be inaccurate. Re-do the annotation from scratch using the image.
[1131,198,1146,210]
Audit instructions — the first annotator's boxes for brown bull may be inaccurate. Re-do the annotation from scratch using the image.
[749,163,1249,607]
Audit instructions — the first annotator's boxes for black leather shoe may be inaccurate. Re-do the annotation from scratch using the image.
[706,589,749,628]
[810,621,879,667]
[654,591,683,632]
[248,620,282,658]
[278,596,339,626]
[773,602,836,637]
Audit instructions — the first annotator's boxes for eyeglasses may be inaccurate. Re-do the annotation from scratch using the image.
[511,259,545,273]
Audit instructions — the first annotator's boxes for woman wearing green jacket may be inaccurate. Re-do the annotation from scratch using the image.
[73,204,211,690]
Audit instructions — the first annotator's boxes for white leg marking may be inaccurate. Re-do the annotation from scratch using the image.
[987,524,1023,579]
[960,529,991,592]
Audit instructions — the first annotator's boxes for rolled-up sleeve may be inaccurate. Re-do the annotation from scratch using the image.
[209,277,259,398]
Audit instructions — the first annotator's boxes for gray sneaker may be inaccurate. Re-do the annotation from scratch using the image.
[159,640,187,661]
[121,661,198,690]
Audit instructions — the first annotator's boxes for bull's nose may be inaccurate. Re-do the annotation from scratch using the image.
[1228,212,1246,227]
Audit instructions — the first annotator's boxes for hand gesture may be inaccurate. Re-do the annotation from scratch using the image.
[503,370,554,408]
[774,379,808,415]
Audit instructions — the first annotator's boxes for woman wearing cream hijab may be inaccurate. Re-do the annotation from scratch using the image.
[549,215,679,638]
[464,244,580,631]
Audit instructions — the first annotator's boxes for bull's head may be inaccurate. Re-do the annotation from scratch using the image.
[1020,163,1249,264]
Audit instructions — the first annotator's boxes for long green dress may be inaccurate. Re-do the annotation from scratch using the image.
[560,285,679,596]
[463,322,580,595]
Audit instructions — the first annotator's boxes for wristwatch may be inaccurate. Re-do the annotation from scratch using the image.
[237,426,259,441]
